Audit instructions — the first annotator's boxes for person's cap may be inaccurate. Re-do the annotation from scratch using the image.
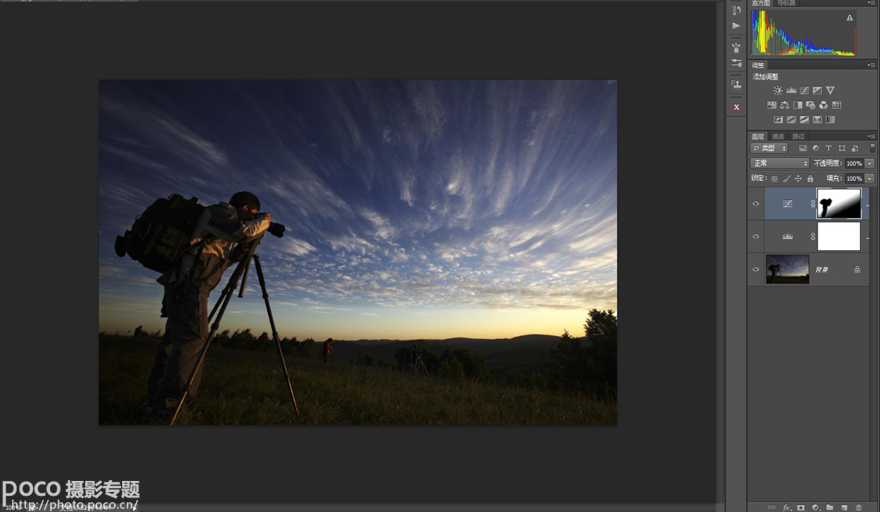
[230,191,261,211]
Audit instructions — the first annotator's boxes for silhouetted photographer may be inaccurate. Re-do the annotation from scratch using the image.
[142,191,284,421]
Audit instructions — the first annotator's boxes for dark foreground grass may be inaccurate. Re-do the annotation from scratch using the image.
[99,335,617,426]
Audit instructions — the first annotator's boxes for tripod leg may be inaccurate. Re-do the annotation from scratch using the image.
[208,275,235,323]
[169,256,252,426]
[252,255,300,416]
[237,257,251,298]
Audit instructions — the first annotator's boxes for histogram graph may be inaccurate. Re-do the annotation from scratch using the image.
[752,9,857,57]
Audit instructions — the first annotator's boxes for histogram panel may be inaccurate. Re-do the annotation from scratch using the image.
[752,9,857,57]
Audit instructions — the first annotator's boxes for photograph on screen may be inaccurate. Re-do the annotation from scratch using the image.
[765,254,810,284]
[99,80,618,425]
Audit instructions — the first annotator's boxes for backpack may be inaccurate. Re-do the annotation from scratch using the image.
[114,194,206,274]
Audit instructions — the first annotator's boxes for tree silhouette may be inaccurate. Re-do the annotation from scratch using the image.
[585,309,618,393]
[584,309,617,339]
[231,329,255,346]
[552,309,618,395]
[214,329,231,347]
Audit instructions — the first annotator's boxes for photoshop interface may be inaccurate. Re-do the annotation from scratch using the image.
[0,1,876,511]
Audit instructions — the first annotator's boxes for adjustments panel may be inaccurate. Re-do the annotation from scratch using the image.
[731,0,880,510]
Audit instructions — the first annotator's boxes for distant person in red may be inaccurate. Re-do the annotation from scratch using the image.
[323,338,333,364]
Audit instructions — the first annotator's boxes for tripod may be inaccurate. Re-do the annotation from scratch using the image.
[169,238,300,425]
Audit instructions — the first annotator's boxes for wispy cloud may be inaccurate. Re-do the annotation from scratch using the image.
[101,144,169,171]
[359,208,396,240]
[100,96,228,172]
[327,231,376,255]
[283,239,317,256]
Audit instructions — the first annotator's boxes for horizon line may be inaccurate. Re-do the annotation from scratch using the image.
[98,329,584,343]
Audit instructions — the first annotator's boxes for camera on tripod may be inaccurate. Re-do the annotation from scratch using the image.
[268,222,286,238]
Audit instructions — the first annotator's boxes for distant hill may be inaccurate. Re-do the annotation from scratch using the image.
[339,334,568,345]
[327,333,570,370]
[509,334,571,345]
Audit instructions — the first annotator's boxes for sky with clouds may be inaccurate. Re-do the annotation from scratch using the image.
[99,80,617,340]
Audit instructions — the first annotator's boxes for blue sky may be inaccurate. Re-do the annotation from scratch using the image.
[98,80,617,340]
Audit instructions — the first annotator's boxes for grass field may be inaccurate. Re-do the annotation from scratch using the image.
[99,335,617,426]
